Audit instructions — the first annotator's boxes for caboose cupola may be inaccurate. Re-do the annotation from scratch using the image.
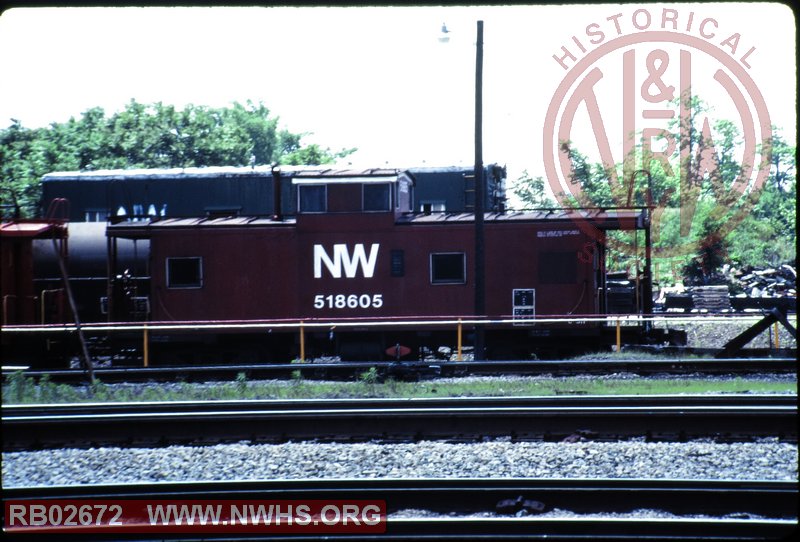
[292,171,413,217]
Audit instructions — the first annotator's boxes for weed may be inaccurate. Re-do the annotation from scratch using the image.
[7,371,29,403]
[38,374,56,403]
[235,372,248,395]
[90,380,111,401]
[359,367,380,396]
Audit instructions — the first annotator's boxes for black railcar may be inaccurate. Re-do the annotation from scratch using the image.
[40,164,507,222]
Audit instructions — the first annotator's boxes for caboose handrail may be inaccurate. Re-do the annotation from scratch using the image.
[1,313,792,333]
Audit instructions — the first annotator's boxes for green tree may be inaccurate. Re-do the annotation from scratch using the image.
[510,170,557,208]
[728,130,796,268]
[770,131,795,192]
[1,100,356,217]
[280,143,358,166]
[513,97,795,283]
[682,203,730,285]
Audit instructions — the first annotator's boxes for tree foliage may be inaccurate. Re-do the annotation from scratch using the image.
[511,98,796,285]
[511,170,557,208]
[0,100,355,217]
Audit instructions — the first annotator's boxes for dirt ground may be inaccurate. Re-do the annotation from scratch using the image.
[652,318,797,349]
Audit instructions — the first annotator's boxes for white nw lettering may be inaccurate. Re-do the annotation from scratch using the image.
[314,244,380,279]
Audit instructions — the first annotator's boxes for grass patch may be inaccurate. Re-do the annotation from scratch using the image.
[2,370,795,404]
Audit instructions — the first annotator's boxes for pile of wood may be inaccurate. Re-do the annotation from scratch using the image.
[726,264,797,298]
[656,263,796,313]
[691,285,732,311]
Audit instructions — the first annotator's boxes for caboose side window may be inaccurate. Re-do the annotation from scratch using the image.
[298,185,327,213]
[538,251,577,284]
[167,257,203,289]
[363,183,391,211]
[430,252,466,284]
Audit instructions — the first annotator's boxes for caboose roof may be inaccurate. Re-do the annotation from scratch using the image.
[0,220,68,238]
[288,166,400,178]
[398,208,646,229]
[107,207,646,240]
[106,216,295,239]
[291,176,399,185]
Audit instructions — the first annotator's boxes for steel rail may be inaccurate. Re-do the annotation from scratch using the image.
[3,478,796,540]
[4,393,797,414]
[3,395,796,450]
[4,357,797,383]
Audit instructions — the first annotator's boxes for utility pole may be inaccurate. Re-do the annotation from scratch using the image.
[473,20,486,360]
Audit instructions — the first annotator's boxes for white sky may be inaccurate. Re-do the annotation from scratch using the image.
[0,4,796,188]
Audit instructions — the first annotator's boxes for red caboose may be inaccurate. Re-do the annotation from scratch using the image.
[107,171,653,361]
[1,219,68,326]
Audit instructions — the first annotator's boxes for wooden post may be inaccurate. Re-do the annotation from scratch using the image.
[143,324,149,367]
[52,236,94,381]
[457,319,463,361]
[473,20,486,361]
[299,321,305,362]
[616,319,622,352]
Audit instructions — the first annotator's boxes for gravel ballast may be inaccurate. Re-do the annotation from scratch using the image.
[3,439,796,487]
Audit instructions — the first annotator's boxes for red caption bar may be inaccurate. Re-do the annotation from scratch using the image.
[4,499,386,534]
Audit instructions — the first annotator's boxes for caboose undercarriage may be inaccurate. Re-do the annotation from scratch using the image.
[13,319,685,368]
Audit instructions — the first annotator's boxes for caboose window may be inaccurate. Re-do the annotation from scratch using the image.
[298,185,326,213]
[167,257,203,289]
[363,183,391,211]
[430,253,466,284]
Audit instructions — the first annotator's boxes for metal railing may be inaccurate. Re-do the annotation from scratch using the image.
[2,312,796,367]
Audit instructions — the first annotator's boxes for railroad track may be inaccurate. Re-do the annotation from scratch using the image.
[4,357,797,383]
[3,395,796,450]
[3,478,796,540]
